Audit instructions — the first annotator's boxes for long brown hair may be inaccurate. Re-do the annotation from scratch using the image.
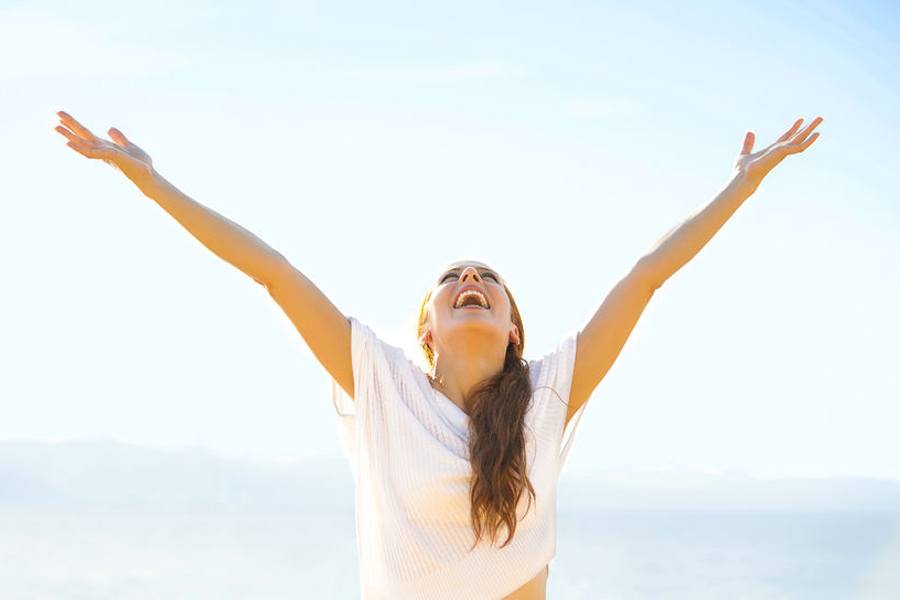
[416,282,536,551]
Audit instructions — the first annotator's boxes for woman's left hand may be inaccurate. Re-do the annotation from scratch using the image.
[734,116,824,186]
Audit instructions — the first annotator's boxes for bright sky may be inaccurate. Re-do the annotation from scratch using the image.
[2,0,898,481]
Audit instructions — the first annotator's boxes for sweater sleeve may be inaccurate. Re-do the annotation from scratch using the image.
[527,328,588,471]
[329,316,419,473]
[330,315,369,419]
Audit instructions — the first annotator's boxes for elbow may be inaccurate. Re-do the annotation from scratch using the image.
[254,253,291,292]
[632,258,663,293]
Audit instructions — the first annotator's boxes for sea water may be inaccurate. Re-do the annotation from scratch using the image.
[1,507,897,599]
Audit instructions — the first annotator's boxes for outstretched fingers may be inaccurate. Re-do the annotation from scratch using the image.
[781,116,823,155]
[791,116,824,145]
[54,124,82,144]
[776,118,804,144]
[54,124,98,157]
[57,111,96,141]
[64,138,101,159]
[744,115,808,156]
[788,131,821,154]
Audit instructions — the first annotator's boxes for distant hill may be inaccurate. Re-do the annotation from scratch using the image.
[0,439,352,512]
[558,467,900,512]
[1,439,898,512]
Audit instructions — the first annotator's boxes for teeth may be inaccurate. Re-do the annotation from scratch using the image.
[454,289,489,309]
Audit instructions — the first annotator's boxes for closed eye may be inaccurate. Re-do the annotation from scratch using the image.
[440,270,499,283]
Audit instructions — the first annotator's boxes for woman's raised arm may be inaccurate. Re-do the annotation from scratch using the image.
[638,116,824,290]
[565,116,824,427]
[54,110,354,400]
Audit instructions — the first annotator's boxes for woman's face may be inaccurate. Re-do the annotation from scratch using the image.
[422,261,520,353]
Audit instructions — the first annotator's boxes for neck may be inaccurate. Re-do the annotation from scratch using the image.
[431,338,507,415]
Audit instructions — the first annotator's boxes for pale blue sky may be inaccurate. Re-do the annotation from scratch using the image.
[2,0,898,480]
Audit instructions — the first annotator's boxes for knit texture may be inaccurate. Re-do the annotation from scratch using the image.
[330,316,588,599]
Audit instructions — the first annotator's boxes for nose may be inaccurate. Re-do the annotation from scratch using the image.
[459,266,482,283]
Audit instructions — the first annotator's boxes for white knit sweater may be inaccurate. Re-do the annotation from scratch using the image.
[330,316,587,599]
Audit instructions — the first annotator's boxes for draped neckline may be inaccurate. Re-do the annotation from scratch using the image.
[422,371,470,434]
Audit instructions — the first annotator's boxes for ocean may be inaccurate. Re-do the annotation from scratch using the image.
[1,507,897,598]
[2,440,897,598]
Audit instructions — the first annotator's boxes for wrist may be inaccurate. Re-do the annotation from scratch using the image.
[123,161,160,194]
[729,169,762,196]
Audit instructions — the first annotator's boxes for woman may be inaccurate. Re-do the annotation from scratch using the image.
[54,110,823,599]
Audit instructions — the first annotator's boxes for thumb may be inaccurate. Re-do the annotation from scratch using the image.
[108,127,131,147]
[740,131,755,156]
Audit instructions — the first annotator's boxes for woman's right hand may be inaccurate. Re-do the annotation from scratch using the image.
[54,110,155,180]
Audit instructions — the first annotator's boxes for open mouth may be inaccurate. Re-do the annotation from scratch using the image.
[453,288,491,310]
